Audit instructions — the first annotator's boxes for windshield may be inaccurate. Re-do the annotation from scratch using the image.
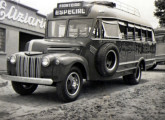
[68,19,93,38]
[48,20,66,38]
[47,19,93,38]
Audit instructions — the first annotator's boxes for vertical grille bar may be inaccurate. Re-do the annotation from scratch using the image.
[16,56,20,76]
[16,55,41,78]
[24,57,30,77]
[36,57,41,78]
[20,56,24,76]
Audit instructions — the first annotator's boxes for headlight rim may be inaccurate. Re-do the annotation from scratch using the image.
[42,56,50,67]
[10,55,16,64]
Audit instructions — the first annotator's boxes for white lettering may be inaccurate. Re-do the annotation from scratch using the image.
[72,9,75,14]
[82,9,86,14]
[0,0,45,29]
[17,13,24,23]
[54,8,87,16]
[55,10,59,15]
[59,3,81,8]
[23,13,29,24]
[0,0,6,20]
[77,9,82,14]
[7,6,18,20]
[28,17,35,26]
[68,9,71,15]
[63,10,68,15]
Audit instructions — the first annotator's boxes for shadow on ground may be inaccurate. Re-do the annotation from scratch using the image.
[0,78,149,105]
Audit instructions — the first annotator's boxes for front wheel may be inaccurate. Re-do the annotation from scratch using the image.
[12,81,38,95]
[56,67,83,102]
[123,65,142,85]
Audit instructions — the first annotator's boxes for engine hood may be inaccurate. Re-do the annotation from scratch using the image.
[26,39,87,53]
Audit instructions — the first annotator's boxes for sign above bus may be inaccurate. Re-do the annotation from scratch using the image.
[54,2,89,17]
[57,2,83,8]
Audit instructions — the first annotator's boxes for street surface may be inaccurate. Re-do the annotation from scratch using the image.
[0,65,165,120]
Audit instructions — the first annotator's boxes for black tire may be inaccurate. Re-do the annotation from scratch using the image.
[56,67,83,102]
[123,65,142,85]
[12,81,38,95]
[148,64,157,70]
[96,43,119,76]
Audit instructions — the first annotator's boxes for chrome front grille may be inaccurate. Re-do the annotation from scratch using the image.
[16,55,42,78]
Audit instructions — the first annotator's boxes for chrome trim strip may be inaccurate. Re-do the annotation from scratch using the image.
[145,58,156,62]
[156,54,165,57]
[1,75,53,85]
[47,47,79,51]
[119,58,155,66]
[119,61,138,66]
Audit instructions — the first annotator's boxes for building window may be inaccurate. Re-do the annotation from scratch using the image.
[0,28,6,52]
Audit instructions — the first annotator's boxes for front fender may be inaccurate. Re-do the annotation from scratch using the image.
[45,53,89,82]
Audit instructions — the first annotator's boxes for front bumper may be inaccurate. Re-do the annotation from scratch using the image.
[1,75,53,85]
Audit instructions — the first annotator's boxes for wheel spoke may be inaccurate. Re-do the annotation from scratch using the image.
[66,72,80,96]
[107,61,112,68]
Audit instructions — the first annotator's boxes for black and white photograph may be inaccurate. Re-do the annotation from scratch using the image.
[0,0,165,119]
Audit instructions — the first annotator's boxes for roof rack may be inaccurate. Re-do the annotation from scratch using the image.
[91,0,140,17]
[115,0,140,16]
[91,1,116,8]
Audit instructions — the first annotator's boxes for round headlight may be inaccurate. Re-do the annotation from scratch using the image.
[42,57,50,67]
[10,55,16,64]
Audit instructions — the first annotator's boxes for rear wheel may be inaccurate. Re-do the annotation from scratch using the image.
[12,81,38,95]
[148,63,157,70]
[123,65,142,85]
[56,67,83,102]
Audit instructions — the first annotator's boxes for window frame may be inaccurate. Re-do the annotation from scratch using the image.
[47,19,67,38]
[67,18,94,38]
[102,20,120,39]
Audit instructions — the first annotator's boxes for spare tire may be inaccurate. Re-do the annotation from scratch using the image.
[96,43,119,76]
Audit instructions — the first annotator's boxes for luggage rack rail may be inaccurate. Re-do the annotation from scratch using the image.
[115,0,140,17]
[92,0,140,17]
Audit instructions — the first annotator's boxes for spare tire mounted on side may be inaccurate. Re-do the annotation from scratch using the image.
[96,43,119,76]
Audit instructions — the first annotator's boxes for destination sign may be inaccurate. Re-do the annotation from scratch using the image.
[54,8,88,16]
[57,2,83,8]
[54,2,89,17]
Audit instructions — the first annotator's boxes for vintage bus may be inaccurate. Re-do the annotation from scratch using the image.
[2,1,156,102]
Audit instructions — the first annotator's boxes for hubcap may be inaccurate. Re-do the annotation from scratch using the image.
[106,50,117,71]
[66,72,80,96]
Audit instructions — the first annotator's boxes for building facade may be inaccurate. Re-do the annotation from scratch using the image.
[0,0,46,72]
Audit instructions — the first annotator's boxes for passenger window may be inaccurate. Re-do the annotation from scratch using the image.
[119,22,127,39]
[127,24,134,39]
[141,28,147,42]
[147,30,152,41]
[134,25,141,41]
[102,21,119,38]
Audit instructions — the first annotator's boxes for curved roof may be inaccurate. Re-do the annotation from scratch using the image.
[88,4,152,28]
[47,1,153,28]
